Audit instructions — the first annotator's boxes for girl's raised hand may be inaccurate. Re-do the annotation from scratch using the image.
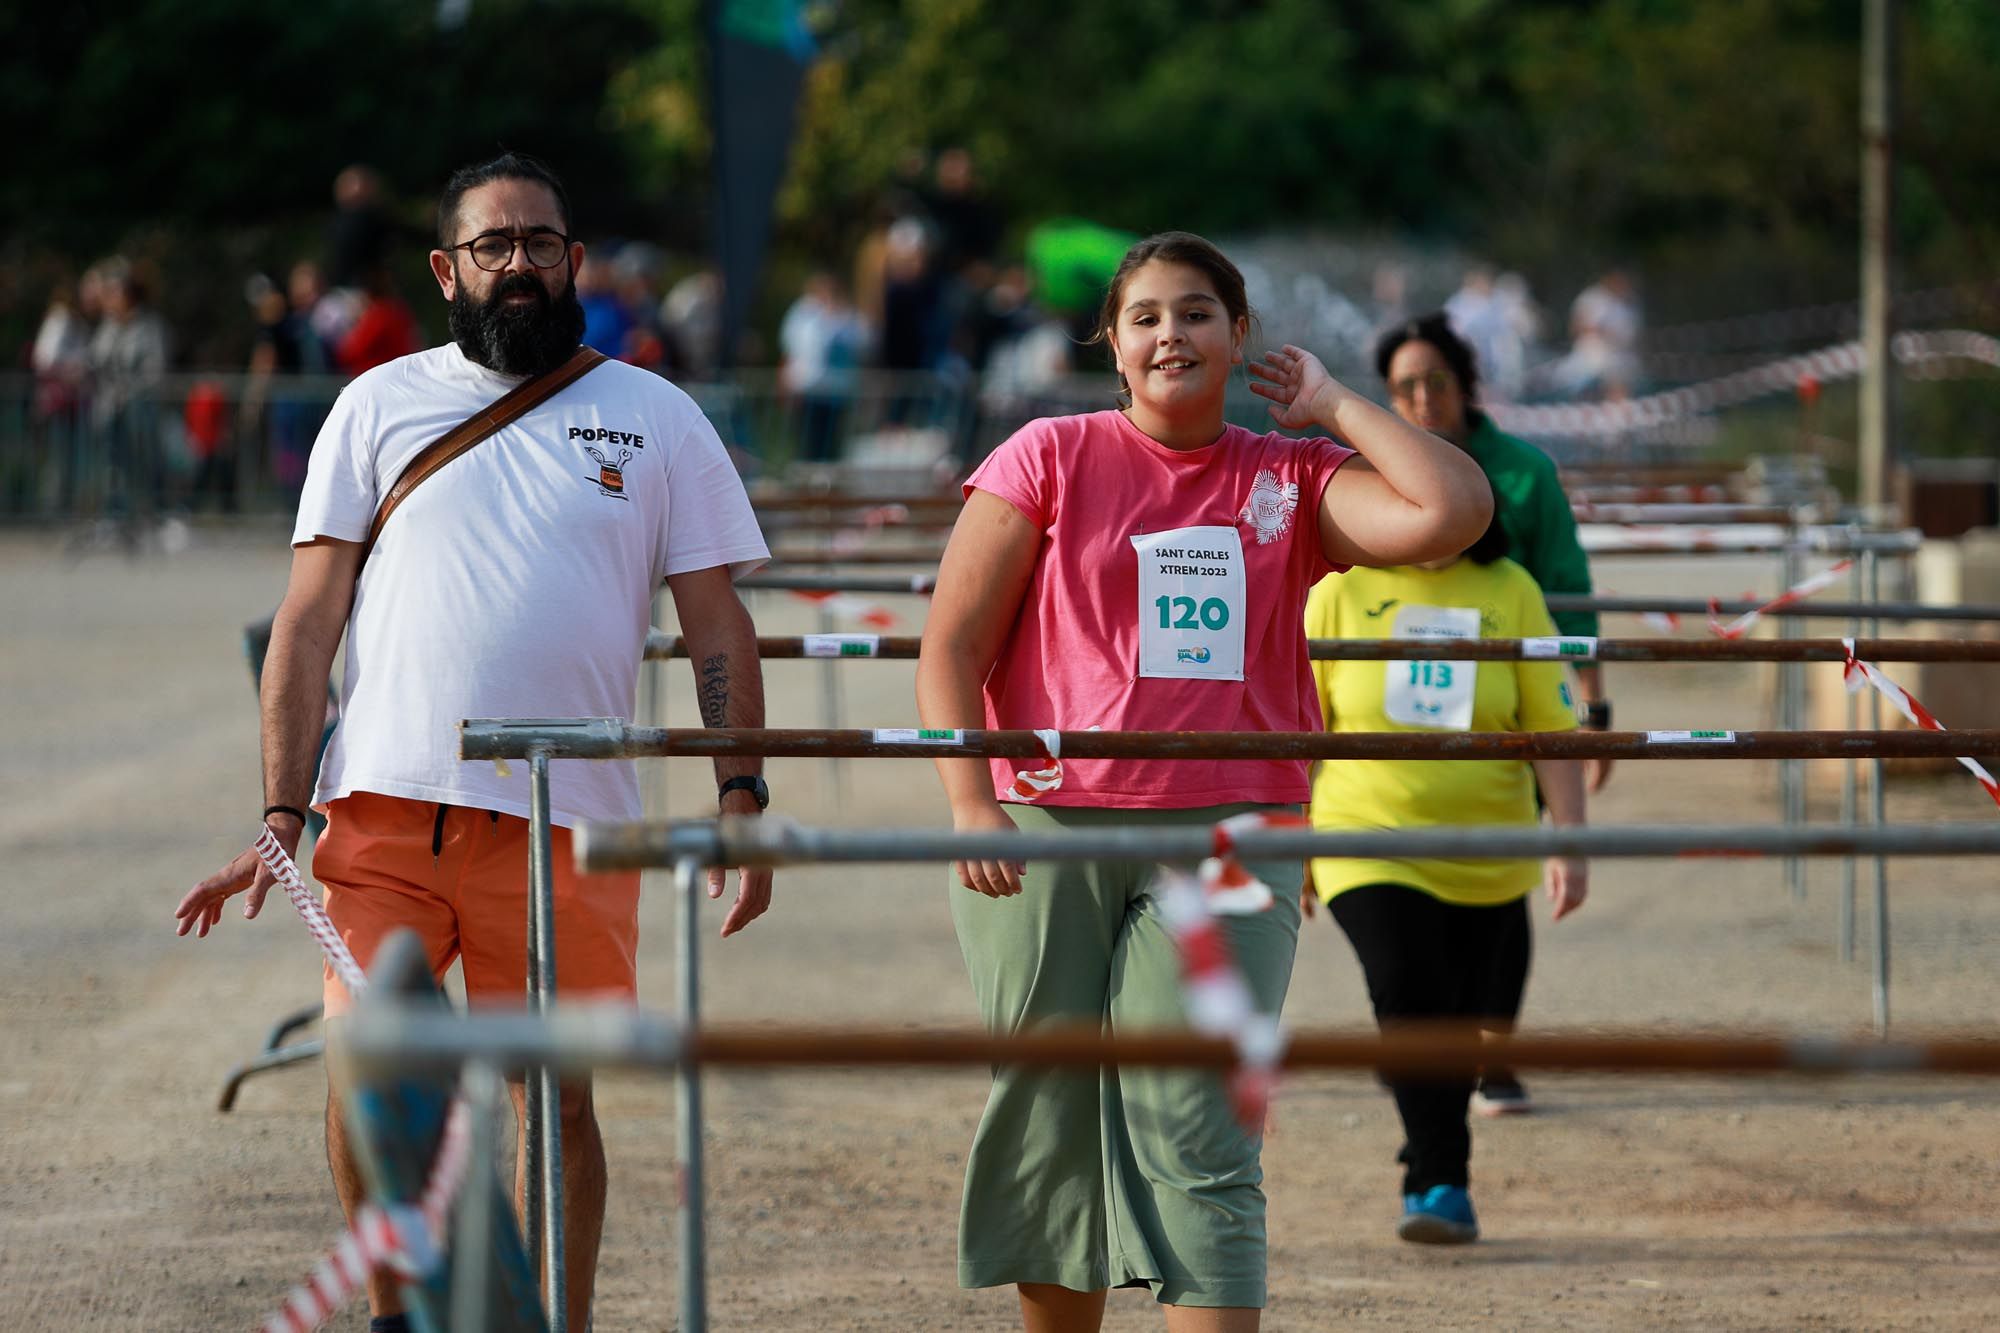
[1248,344,1338,430]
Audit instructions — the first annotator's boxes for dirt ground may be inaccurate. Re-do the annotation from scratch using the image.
[3,526,1998,1331]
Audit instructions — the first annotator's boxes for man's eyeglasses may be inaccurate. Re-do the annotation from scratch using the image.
[1388,369,1458,401]
[447,230,571,272]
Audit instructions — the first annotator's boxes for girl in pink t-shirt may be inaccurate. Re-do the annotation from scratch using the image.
[915,232,1493,1327]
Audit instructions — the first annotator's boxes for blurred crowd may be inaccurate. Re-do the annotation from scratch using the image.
[17,151,1649,518]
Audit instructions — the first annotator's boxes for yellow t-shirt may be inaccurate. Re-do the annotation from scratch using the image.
[1305,557,1578,907]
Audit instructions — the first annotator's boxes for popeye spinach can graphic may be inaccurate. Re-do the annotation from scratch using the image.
[584,445,632,499]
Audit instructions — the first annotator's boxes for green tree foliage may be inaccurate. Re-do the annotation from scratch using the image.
[4,0,660,249]
[774,0,1996,310]
[9,0,1997,361]
[780,0,1536,246]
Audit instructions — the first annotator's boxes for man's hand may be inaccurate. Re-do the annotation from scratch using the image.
[1586,758,1616,794]
[176,816,304,938]
[712,789,774,937]
[1299,870,1318,920]
[709,863,774,938]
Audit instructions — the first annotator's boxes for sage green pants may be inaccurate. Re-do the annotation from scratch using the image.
[949,803,1303,1308]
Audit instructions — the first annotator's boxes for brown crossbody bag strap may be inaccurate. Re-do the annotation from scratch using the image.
[359,345,608,566]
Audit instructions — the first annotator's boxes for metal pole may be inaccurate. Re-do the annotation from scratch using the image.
[1867,551,1890,1035]
[1781,544,1806,900]
[761,533,1923,566]
[450,1061,504,1333]
[638,585,668,816]
[816,601,848,809]
[465,720,2000,764]
[341,1008,2000,1080]
[726,575,2000,625]
[576,817,2000,873]
[674,855,709,1333]
[527,750,568,1330]
[1859,0,1897,513]
[1840,551,1862,961]
[641,632,2000,664]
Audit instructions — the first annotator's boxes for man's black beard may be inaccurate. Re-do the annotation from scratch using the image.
[448,269,587,377]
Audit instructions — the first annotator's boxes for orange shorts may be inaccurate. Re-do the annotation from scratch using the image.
[314,791,640,1017]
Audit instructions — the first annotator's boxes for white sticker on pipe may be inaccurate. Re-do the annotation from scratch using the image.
[1521,636,1599,660]
[1645,729,1737,743]
[803,634,881,658]
[871,728,964,745]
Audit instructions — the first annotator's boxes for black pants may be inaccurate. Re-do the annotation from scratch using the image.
[1329,884,1530,1194]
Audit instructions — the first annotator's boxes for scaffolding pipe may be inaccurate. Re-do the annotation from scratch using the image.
[759,531,1923,567]
[641,631,2000,664]
[525,752,566,1332]
[573,817,2000,874]
[339,1008,2000,1079]
[463,720,2000,764]
[731,573,2000,625]
[673,857,707,1333]
[753,502,1817,530]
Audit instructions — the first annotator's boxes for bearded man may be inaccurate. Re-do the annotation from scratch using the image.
[176,153,774,1331]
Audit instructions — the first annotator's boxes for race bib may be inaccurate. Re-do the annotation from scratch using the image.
[1132,526,1246,680]
[1382,604,1479,730]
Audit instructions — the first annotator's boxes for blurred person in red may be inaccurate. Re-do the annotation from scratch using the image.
[334,264,420,375]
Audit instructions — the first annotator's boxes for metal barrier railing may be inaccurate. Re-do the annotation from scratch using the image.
[460,719,2000,763]
[726,556,1952,938]
[639,631,2000,664]
[752,528,1927,568]
[730,571,2000,626]
[748,501,1832,531]
[0,358,1892,522]
[578,815,2000,870]
[0,366,1314,519]
[336,810,2000,1331]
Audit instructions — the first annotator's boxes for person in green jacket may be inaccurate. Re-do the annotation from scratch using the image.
[1372,312,1614,1117]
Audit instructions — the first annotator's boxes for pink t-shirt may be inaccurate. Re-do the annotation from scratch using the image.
[965,409,1356,808]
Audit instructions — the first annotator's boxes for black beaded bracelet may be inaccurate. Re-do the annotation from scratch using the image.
[263,804,309,825]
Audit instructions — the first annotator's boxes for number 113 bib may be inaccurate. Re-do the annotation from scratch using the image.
[1383,604,1479,729]
[1132,526,1246,680]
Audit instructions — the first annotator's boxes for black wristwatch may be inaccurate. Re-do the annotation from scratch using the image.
[718,775,770,811]
[1582,700,1613,731]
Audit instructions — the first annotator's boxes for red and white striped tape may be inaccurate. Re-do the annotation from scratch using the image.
[1003,728,1065,802]
[1204,810,1310,913]
[260,1095,475,1333]
[1706,558,1852,639]
[255,827,367,996]
[1488,329,2000,441]
[1149,812,1315,1129]
[1639,611,1683,634]
[1156,867,1286,1132]
[1840,640,2000,809]
[251,833,483,1331]
[789,589,898,629]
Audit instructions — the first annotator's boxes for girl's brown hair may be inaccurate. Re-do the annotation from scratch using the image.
[1090,231,1254,403]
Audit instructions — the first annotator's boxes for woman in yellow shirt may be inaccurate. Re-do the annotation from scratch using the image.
[1303,514,1588,1244]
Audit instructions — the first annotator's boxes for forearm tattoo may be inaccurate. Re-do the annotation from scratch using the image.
[699,652,730,728]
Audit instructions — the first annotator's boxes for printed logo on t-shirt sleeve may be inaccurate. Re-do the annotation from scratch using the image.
[1237,468,1299,545]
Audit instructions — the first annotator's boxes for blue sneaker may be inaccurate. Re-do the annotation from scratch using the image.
[1398,1184,1480,1244]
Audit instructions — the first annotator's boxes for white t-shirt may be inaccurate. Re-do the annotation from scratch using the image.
[293,344,769,826]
